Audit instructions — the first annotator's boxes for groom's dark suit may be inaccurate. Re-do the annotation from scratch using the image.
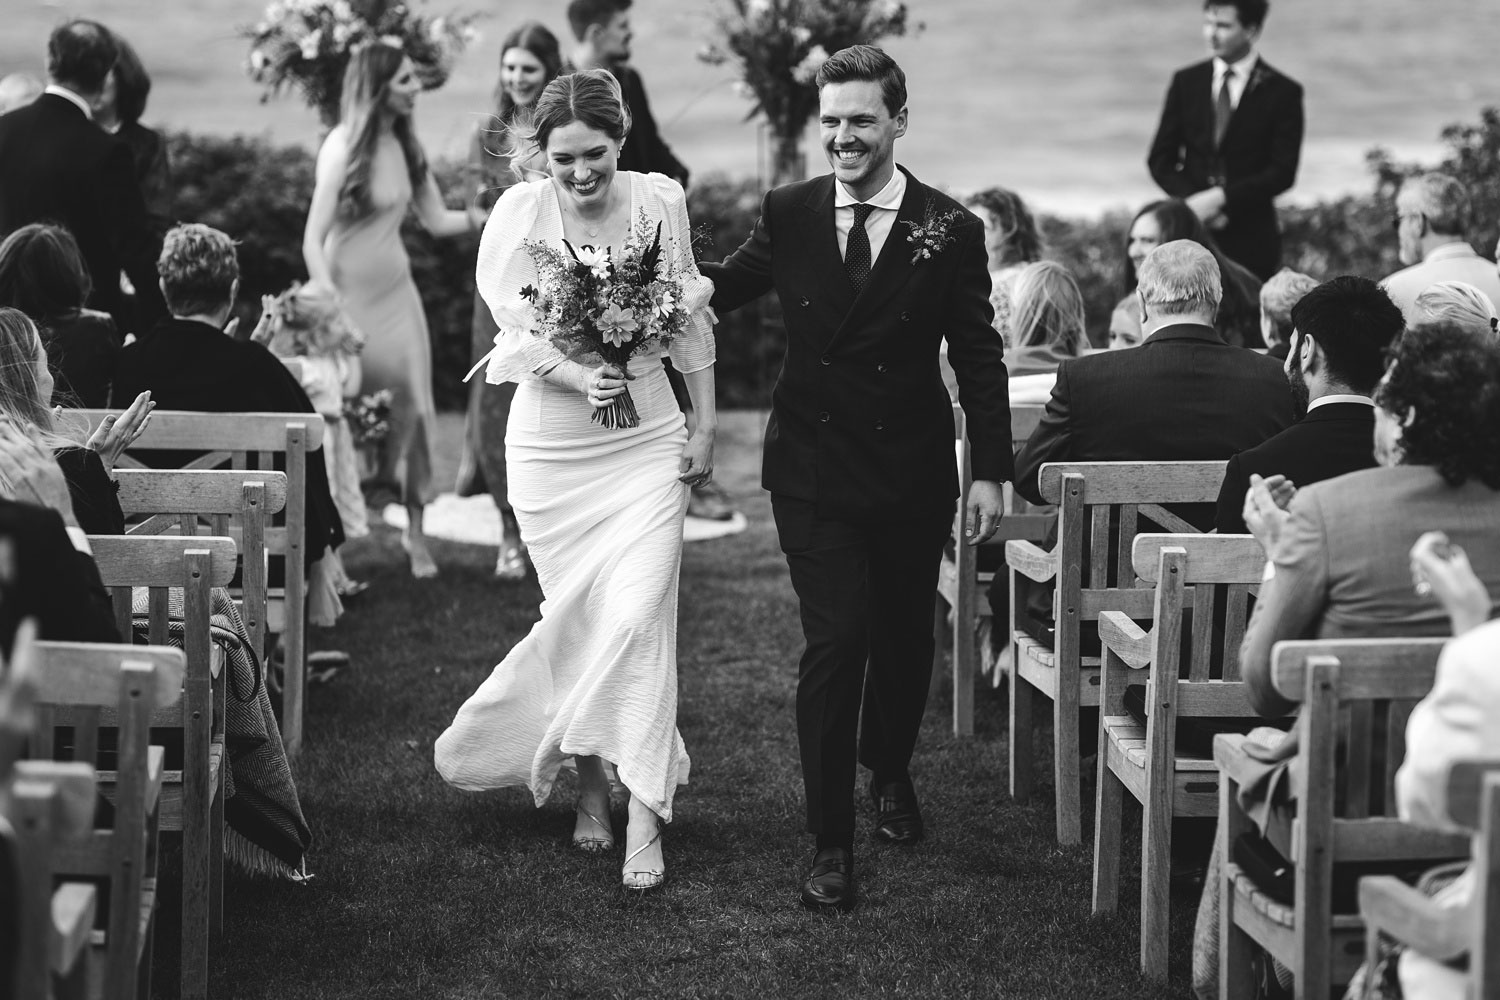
[703,167,1013,842]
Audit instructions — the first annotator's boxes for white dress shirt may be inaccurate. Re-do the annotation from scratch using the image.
[1306,394,1374,413]
[43,84,94,120]
[1212,49,1258,110]
[834,167,907,265]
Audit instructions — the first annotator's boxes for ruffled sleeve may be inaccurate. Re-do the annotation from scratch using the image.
[471,180,568,384]
[647,173,717,375]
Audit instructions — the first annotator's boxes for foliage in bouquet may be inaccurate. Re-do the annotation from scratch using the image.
[699,0,918,146]
[243,0,482,126]
[345,388,394,445]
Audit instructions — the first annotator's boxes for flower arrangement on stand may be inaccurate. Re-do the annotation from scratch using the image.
[243,0,482,127]
[699,0,919,187]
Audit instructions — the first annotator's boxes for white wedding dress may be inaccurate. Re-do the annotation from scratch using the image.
[434,172,715,822]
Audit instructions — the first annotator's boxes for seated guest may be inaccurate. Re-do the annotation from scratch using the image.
[1004,261,1086,403]
[1124,199,1264,348]
[1107,293,1143,350]
[1410,279,1498,339]
[1215,276,1403,534]
[966,186,1043,341]
[1383,172,1500,322]
[113,224,346,616]
[1257,267,1318,361]
[1016,239,1296,522]
[0,223,119,407]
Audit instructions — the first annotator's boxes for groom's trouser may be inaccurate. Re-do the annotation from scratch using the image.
[771,495,954,842]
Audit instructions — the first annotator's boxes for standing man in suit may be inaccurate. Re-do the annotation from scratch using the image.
[0,21,164,336]
[1382,172,1500,321]
[1215,276,1405,533]
[1148,0,1304,281]
[703,46,1013,911]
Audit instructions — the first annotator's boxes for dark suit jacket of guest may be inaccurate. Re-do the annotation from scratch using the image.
[1147,58,1304,280]
[702,168,1015,521]
[41,308,120,409]
[1242,465,1500,718]
[0,498,119,652]
[1215,401,1377,534]
[112,317,345,566]
[1014,323,1298,525]
[0,94,165,333]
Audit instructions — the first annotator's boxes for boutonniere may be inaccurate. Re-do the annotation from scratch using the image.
[902,199,964,265]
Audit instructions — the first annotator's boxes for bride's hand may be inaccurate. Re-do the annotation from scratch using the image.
[584,364,628,410]
[679,428,715,486]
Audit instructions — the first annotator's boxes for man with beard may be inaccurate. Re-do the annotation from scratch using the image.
[1215,275,1404,533]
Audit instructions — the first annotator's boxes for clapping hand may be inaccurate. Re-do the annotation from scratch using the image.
[1242,473,1296,554]
[247,294,280,346]
[1410,531,1492,636]
[0,421,79,526]
[86,391,155,474]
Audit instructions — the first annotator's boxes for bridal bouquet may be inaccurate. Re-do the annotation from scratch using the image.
[497,217,693,429]
[244,0,482,126]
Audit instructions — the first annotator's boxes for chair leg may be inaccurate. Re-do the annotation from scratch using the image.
[1053,690,1082,846]
[1009,656,1034,802]
[1140,780,1172,980]
[1090,753,1124,914]
[1221,867,1255,1000]
[210,745,226,936]
[181,792,210,1000]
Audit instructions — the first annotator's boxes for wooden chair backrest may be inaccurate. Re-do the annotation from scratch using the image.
[114,468,288,656]
[1132,533,1265,689]
[1037,461,1227,623]
[1453,763,1500,996]
[1271,639,1469,948]
[28,641,184,994]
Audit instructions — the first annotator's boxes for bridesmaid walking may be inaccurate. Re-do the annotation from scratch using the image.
[455,22,561,579]
[302,42,479,577]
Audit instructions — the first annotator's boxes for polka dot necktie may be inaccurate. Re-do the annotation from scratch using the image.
[845,203,876,293]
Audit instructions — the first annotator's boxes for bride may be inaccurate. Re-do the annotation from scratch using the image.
[434,70,717,893]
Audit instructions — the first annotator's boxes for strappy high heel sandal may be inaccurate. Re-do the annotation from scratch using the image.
[622,828,666,893]
[572,806,614,853]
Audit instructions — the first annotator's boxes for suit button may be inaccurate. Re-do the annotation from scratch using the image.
[819,411,830,423]
[799,296,811,307]
[900,311,911,322]
[874,420,885,431]
[821,355,831,366]
[876,363,888,374]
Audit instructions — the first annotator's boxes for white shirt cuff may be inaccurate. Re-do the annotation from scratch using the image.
[65,526,93,556]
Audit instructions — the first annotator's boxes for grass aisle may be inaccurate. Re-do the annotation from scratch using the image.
[210,412,1195,999]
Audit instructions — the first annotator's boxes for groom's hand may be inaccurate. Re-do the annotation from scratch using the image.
[965,481,1004,546]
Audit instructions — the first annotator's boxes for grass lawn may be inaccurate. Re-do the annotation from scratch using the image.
[195,410,1199,999]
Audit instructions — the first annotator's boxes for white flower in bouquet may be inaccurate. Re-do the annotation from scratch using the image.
[428,16,447,40]
[249,48,270,72]
[652,285,677,320]
[791,44,829,85]
[745,0,774,23]
[574,244,611,278]
[299,28,324,60]
[791,26,813,45]
[332,21,355,46]
[379,33,404,48]
[331,0,354,22]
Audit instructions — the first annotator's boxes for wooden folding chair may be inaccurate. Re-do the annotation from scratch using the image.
[89,535,238,1000]
[1090,533,1265,979]
[1359,758,1500,1000]
[74,409,324,756]
[1005,460,1227,845]
[27,640,186,1000]
[113,469,289,662]
[933,403,1049,735]
[1217,638,1469,999]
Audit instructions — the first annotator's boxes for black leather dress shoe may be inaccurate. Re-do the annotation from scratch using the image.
[870,779,925,845]
[800,847,855,911]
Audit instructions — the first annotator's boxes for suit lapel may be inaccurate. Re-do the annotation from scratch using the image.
[801,176,855,321]
[1222,60,1273,147]
[829,167,925,348]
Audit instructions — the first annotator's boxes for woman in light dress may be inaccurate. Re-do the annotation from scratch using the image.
[435,71,717,893]
[455,22,562,579]
[302,43,479,578]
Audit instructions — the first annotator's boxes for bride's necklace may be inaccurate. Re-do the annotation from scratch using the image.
[564,185,619,243]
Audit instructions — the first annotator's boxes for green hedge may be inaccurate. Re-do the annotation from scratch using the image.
[164,108,1498,410]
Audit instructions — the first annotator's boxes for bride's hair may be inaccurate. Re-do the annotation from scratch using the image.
[337,42,429,219]
[517,69,632,160]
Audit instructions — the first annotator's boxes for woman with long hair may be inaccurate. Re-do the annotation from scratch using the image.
[964,186,1042,340]
[302,42,479,578]
[1124,199,1263,349]
[435,70,718,894]
[456,21,562,579]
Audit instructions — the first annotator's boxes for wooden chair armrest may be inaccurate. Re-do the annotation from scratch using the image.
[1359,874,1471,962]
[1098,611,1153,669]
[11,761,96,841]
[1213,732,1251,770]
[1004,540,1057,582]
[50,882,97,975]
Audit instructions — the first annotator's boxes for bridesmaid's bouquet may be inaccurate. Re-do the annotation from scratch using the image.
[501,216,694,429]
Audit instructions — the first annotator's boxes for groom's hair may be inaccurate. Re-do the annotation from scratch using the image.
[157,224,239,318]
[815,45,907,118]
[46,20,118,95]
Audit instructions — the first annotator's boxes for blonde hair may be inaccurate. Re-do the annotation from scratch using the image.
[0,307,80,448]
[1009,261,1086,354]
[1412,280,1499,339]
[263,284,365,358]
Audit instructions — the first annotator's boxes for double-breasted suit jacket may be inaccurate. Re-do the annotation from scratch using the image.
[702,167,1014,519]
[1147,58,1305,280]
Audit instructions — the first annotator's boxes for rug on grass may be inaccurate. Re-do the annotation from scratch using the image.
[380,493,748,545]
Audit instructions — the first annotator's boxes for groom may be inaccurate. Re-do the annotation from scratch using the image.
[703,45,1013,911]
